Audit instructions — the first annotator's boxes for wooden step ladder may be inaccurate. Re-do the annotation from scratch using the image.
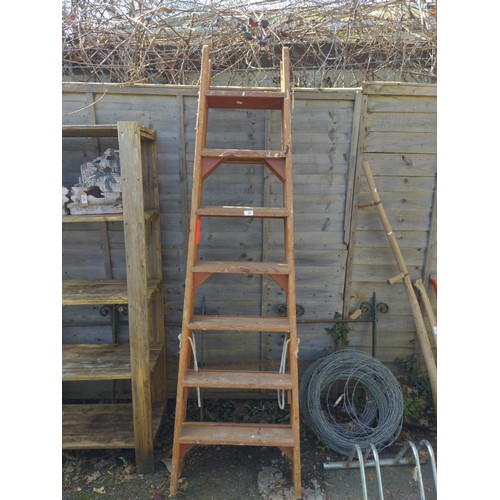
[169,45,302,499]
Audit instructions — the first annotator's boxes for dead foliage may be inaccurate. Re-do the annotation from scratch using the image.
[62,0,437,87]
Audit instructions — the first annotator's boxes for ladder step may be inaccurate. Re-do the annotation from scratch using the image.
[196,206,288,218]
[189,315,290,332]
[184,370,293,389]
[193,261,289,275]
[179,422,295,447]
[201,148,286,162]
[205,90,285,110]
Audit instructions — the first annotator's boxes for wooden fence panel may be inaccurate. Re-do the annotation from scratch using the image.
[62,81,436,396]
[344,82,437,366]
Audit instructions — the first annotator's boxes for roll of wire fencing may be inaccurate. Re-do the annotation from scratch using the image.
[299,350,404,456]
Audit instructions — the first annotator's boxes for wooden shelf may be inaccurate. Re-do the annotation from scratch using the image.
[62,403,165,449]
[184,369,293,389]
[62,213,124,223]
[205,90,285,110]
[62,210,157,224]
[62,344,164,381]
[178,422,295,447]
[62,121,167,473]
[62,124,156,141]
[62,279,161,305]
[189,315,290,332]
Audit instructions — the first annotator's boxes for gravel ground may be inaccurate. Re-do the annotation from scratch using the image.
[62,400,437,500]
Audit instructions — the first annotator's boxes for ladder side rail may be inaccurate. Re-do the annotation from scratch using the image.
[170,45,212,494]
[281,46,302,499]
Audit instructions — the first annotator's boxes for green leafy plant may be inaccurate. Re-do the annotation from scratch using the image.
[324,312,349,351]
[394,356,432,424]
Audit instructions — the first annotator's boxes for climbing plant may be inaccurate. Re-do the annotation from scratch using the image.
[324,312,349,351]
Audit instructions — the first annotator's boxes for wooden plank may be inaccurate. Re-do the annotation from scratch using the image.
[355,229,430,248]
[63,82,199,96]
[352,246,425,266]
[290,108,355,131]
[63,213,124,223]
[205,90,285,110]
[343,90,363,245]
[364,111,436,133]
[62,403,165,449]
[184,370,293,389]
[63,82,358,101]
[189,315,290,332]
[342,90,369,318]
[292,88,358,100]
[62,210,158,224]
[196,207,288,218]
[178,422,295,447]
[63,124,119,137]
[201,148,285,159]
[178,94,191,263]
[193,261,289,275]
[367,95,436,114]
[62,344,163,381]
[360,153,436,176]
[357,191,434,211]
[363,82,437,97]
[362,131,436,154]
[62,279,127,304]
[118,121,158,472]
[62,279,160,305]
[63,124,155,140]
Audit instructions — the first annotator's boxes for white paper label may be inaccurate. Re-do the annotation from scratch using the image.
[244,210,254,216]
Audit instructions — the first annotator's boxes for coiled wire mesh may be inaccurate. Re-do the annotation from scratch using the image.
[300,350,403,456]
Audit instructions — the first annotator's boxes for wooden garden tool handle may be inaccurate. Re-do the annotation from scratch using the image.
[413,278,437,333]
[387,273,405,285]
[361,161,437,412]
[350,309,362,320]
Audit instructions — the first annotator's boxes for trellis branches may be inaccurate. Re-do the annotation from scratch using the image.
[62,0,437,87]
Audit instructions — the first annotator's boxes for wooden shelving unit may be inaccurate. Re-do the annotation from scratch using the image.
[62,122,167,473]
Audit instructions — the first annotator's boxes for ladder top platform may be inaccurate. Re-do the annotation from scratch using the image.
[205,89,285,110]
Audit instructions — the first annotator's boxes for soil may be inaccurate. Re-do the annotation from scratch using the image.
[62,399,436,500]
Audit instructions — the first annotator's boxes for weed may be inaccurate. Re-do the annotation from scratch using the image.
[324,312,349,351]
[394,356,432,424]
